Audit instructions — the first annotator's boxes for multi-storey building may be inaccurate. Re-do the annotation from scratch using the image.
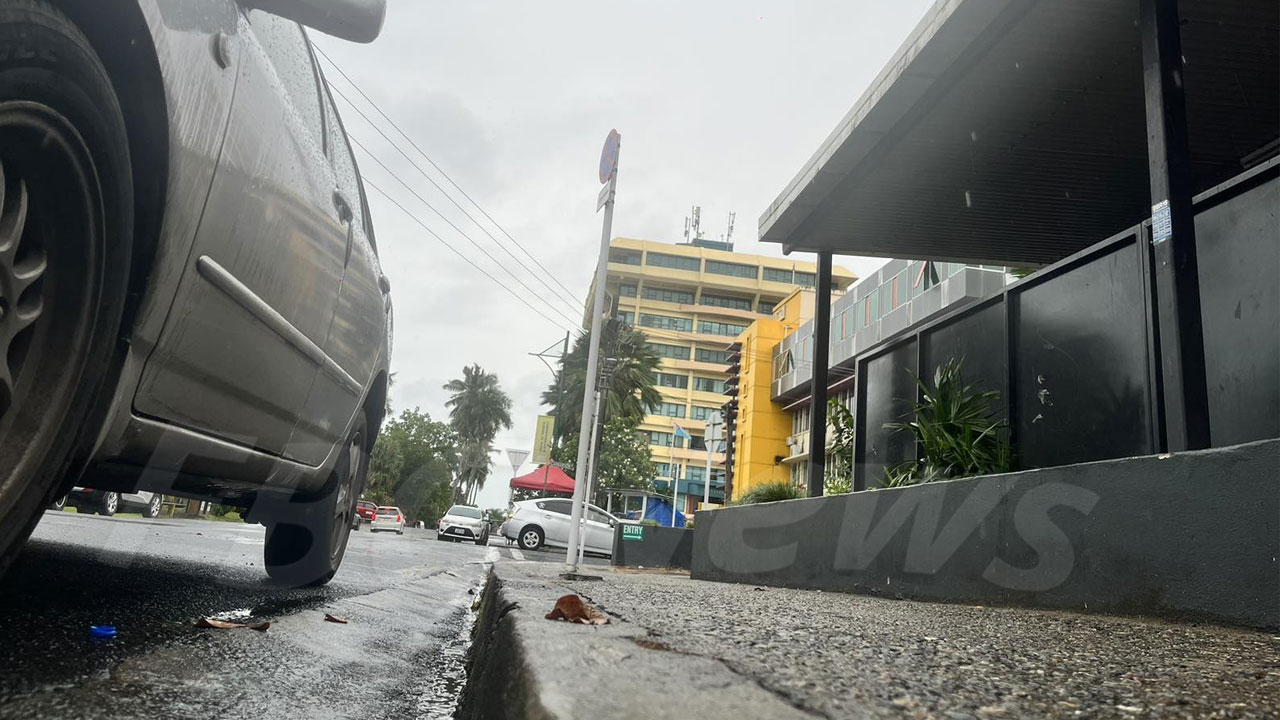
[588,237,856,512]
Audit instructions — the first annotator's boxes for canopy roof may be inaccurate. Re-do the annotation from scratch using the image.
[759,0,1278,265]
[510,465,575,494]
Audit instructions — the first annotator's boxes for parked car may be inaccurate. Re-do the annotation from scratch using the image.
[369,506,405,535]
[0,0,391,587]
[352,501,377,529]
[503,499,624,557]
[62,488,164,518]
[437,505,489,545]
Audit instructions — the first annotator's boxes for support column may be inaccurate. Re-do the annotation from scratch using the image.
[1140,0,1210,451]
[806,251,833,497]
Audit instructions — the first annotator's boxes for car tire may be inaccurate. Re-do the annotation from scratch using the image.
[140,494,161,519]
[473,531,487,546]
[518,526,544,551]
[0,0,134,578]
[396,527,403,536]
[262,411,369,587]
[97,491,118,517]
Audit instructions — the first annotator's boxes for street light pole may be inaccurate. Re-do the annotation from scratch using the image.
[565,130,620,574]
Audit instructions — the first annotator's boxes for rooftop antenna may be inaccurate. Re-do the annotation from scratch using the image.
[683,216,691,243]
[723,211,736,244]
[691,205,703,240]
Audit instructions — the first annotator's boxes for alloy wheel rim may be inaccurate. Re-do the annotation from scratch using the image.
[104,493,117,514]
[522,531,538,548]
[0,102,101,505]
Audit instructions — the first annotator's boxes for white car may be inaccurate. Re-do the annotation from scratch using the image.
[502,498,624,557]
[57,488,163,518]
[369,506,405,535]
[437,505,489,545]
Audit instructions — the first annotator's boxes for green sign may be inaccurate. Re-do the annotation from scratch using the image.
[621,524,645,542]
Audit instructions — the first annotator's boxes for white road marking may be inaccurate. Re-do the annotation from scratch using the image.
[508,548,525,561]
[484,547,500,564]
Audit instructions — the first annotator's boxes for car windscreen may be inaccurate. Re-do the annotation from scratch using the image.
[377,507,399,515]
[448,506,482,519]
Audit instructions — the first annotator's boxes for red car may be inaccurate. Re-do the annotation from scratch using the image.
[352,501,377,530]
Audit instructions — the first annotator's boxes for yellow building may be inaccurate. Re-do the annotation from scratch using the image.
[724,289,818,500]
[588,237,855,511]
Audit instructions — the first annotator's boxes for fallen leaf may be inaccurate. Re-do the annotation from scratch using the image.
[196,617,270,632]
[323,614,349,624]
[544,594,609,625]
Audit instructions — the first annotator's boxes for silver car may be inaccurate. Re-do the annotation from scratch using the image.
[60,488,164,519]
[0,0,391,587]
[503,499,623,557]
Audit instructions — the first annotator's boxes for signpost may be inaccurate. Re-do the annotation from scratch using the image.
[565,129,621,574]
[621,524,645,542]
[703,411,723,507]
[532,415,555,464]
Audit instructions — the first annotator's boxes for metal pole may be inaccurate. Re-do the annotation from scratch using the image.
[1140,0,1210,452]
[577,389,602,565]
[565,145,619,572]
[670,453,680,527]
[806,251,833,497]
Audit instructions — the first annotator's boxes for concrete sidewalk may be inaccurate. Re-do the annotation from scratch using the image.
[461,562,1280,719]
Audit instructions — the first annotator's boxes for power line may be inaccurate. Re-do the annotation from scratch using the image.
[314,47,584,310]
[350,134,584,328]
[362,176,571,333]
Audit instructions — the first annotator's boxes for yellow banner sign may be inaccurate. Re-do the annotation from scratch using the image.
[532,415,556,464]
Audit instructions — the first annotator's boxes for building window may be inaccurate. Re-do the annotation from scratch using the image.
[648,431,684,449]
[653,371,689,389]
[690,405,717,421]
[655,462,672,477]
[704,260,757,279]
[700,293,752,311]
[655,402,687,418]
[795,271,816,287]
[758,298,781,314]
[762,268,793,283]
[610,249,641,265]
[616,311,634,325]
[774,349,794,380]
[695,348,732,364]
[619,284,637,297]
[642,285,695,304]
[693,377,725,394]
[698,320,748,337]
[688,435,707,451]
[685,465,706,483]
[646,252,700,272]
[648,342,691,360]
[639,313,693,332]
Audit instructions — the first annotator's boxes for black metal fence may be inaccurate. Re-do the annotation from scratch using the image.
[853,161,1278,489]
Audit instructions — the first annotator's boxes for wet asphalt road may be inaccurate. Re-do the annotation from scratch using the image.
[0,510,601,719]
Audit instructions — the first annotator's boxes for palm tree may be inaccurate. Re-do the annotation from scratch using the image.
[542,318,661,444]
[443,364,512,503]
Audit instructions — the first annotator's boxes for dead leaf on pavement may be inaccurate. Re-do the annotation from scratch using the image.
[324,614,349,624]
[196,617,271,632]
[545,594,609,625]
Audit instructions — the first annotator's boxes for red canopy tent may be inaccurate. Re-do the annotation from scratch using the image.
[509,465,575,495]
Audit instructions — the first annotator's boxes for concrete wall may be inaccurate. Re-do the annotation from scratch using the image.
[693,439,1279,629]
[612,524,693,570]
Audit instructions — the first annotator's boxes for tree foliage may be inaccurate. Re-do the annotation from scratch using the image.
[366,407,458,524]
[541,319,660,446]
[444,364,513,505]
[824,397,857,494]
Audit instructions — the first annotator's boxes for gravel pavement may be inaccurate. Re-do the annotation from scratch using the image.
[499,562,1280,719]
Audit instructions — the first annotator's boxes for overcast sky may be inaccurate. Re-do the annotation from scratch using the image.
[312,0,936,510]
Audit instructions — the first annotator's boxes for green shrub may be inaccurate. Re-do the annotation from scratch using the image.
[883,358,1011,486]
[736,481,802,505]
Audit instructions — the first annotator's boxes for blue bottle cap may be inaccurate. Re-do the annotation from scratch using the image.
[89,625,117,639]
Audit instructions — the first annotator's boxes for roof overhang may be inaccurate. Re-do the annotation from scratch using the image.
[760,0,1278,265]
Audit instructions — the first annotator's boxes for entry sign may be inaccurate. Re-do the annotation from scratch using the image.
[621,524,645,542]
[599,129,621,184]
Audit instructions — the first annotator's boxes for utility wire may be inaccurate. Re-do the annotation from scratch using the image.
[315,48,584,310]
[362,176,571,333]
[350,135,584,328]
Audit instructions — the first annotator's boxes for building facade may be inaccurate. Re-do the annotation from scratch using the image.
[724,260,1009,500]
[591,237,856,511]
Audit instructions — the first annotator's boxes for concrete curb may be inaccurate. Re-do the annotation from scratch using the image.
[457,564,816,720]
